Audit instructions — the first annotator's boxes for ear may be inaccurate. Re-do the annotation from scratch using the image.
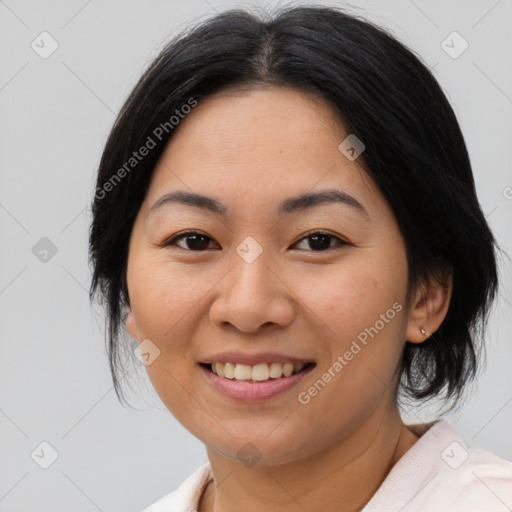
[405,270,453,343]
[125,309,139,340]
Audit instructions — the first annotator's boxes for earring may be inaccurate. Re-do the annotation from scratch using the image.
[420,327,429,336]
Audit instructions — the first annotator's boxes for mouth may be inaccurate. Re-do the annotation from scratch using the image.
[200,362,315,382]
[198,361,316,402]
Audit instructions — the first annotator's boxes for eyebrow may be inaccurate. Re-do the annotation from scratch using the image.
[149,189,369,218]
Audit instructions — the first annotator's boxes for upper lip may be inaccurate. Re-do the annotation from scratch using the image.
[199,352,315,366]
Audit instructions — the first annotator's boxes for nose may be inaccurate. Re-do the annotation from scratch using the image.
[209,248,295,334]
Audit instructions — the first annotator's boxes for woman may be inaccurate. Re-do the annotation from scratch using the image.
[88,5,512,511]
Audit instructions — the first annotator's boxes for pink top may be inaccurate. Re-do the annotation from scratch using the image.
[141,420,512,511]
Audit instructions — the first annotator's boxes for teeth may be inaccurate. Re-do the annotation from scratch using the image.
[269,363,283,378]
[294,363,305,374]
[234,364,252,380]
[214,362,225,377]
[224,363,235,379]
[210,362,307,381]
[283,363,294,377]
[252,363,269,381]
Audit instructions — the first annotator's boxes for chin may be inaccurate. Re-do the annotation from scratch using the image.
[202,427,321,468]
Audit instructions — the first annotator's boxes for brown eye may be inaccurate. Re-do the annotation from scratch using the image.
[163,231,217,251]
[294,231,348,252]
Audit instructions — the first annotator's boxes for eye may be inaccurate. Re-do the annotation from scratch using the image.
[293,230,349,252]
[163,231,218,251]
[162,230,349,252]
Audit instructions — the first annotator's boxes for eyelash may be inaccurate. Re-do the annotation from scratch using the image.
[162,230,349,252]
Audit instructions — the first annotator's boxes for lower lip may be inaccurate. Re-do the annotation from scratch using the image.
[198,364,315,402]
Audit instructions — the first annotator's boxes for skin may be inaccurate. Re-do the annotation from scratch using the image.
[125,86,452,512]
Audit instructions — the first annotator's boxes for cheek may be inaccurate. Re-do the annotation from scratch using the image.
[291,256,407,402]
[128,258,213,340]
[127,258,218,427]
[295,259,405,345]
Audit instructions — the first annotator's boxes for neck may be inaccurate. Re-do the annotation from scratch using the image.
[199,406,419,512]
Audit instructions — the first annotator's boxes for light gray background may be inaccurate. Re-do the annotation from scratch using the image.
[1,0,511,510]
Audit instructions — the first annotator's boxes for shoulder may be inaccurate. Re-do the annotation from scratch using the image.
[363,420,512,512]
[428,436,512,511]
[141,463,212,512]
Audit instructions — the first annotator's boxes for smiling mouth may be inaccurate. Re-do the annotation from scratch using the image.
[200,362,316,382]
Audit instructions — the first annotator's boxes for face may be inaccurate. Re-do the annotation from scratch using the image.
[126,86,414,466]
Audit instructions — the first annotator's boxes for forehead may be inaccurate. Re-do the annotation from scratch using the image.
[160,85,345,164]
[143,86,383,218]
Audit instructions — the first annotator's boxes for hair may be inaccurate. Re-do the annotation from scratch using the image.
[89,4,501,412]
